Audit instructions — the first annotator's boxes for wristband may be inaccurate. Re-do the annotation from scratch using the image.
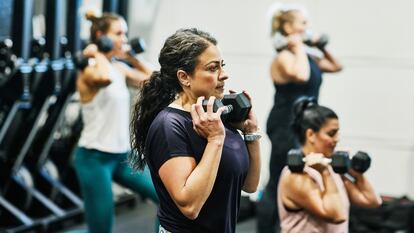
[244,131,262,142]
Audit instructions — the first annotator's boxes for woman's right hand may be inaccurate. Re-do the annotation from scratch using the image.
[191,96,226,142]
[83,44,99,58]
[306,152,329,173]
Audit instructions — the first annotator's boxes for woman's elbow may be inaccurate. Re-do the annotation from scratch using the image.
[175,198,201,220]
[329,216,347,224]
[324,212,347,224]
[318,209,347,224]
[334,64,343,72]
[180,205,201,220]
[243,184,258,193]
[288,72,309,83]
[364,197,383,208]
[327,64,343,73]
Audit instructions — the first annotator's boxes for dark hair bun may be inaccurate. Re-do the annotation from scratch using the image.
[291,96,317,131]
[293,96,317,116]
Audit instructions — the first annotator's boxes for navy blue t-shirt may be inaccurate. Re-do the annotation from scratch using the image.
[146,107,249,233]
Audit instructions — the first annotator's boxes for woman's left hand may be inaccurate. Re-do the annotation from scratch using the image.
[228,90,259,134]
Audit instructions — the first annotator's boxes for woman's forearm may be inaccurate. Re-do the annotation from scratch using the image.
[177,139,224,219]
[321,170,347,222]
[242,140,261,193]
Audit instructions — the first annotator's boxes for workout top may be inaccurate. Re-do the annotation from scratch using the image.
[78,61,130,153]
[266,55,322,135]
[146,107,249,233]
[277,166,350,233]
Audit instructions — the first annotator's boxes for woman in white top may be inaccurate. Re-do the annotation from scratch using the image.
[74,12,158,233]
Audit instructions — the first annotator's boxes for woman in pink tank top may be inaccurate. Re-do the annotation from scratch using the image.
[277,97,382,233]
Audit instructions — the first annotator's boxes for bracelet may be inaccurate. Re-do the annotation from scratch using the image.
[243,130,262,142]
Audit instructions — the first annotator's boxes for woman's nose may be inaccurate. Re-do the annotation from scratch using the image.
[218,69,228,81]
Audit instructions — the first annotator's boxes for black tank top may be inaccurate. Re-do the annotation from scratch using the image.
[266,55,322,135]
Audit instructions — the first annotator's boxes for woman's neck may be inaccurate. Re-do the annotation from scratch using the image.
[104,52,114,61]
[171,93,196,112]
[302,144,315,156]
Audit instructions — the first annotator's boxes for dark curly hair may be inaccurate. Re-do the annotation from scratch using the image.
[129,28,217,170]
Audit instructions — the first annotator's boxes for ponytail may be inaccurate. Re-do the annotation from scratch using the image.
[129,28,217,171]
[129,71,181,170]
[85,11,121,44]
[291,96,337,144]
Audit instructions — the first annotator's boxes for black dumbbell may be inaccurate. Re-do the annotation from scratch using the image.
[202,92,252,122]
[0,38,17,83]
[74,36,113,70]
[273,32,329,52]
[95,36,113,53]
[287,149,350,174]
[351,151,371,173]
[222,93,252,122]
[30,37,46,59]
[302,33,329,51]
[202,98,233,121]
[128,37,146,55]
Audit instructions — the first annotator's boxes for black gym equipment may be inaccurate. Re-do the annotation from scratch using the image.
[0,0,44,232]
[202,92,252,122]
[103,0,129,22]
[2,0,141,231]
[23,0,84,225]
[1,0,84,232]
[287,149,371,174]
[0,39,18,87]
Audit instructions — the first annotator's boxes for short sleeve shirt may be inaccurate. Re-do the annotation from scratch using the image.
[146,107,250,233]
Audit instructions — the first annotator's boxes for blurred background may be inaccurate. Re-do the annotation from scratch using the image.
[1,0,413,232]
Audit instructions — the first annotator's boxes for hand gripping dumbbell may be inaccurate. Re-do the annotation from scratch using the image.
[273,31,329,52]
[287,149,350,174]
[74,36,113,70]
[302,32,329,51]
[202,92,252,122]
[287,149,371,174]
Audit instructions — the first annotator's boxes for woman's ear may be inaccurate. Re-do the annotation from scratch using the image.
[282,23,293,35]
[306,128,316,144]
[177,70,190,87]
[96,31,102,39]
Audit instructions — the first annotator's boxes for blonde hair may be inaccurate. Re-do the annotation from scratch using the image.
[271,10,297,36]
[267,3,308,36]
[85,10,122,43]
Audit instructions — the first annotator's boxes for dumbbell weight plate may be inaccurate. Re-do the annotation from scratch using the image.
[287,149,305,173]
[351,151,371,173]
[331,151,350,174]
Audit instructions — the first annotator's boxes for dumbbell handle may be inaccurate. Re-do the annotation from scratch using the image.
[302,157,332,165]
[202,99,233,115]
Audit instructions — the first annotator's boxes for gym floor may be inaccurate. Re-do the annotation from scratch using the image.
[59,198,256,233]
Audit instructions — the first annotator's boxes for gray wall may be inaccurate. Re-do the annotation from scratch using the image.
[129,0,414,198]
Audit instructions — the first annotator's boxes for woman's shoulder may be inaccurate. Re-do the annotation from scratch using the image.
[280,166,322,190]
[151,107,191,130]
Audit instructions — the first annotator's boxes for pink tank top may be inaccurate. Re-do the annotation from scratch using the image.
[277,166,350,233]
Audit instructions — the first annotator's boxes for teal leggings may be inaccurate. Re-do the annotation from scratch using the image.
[74,147,159,233]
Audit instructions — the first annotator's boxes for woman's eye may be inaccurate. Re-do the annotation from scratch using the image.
[327,131,337,137]
[208,66,219,72]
